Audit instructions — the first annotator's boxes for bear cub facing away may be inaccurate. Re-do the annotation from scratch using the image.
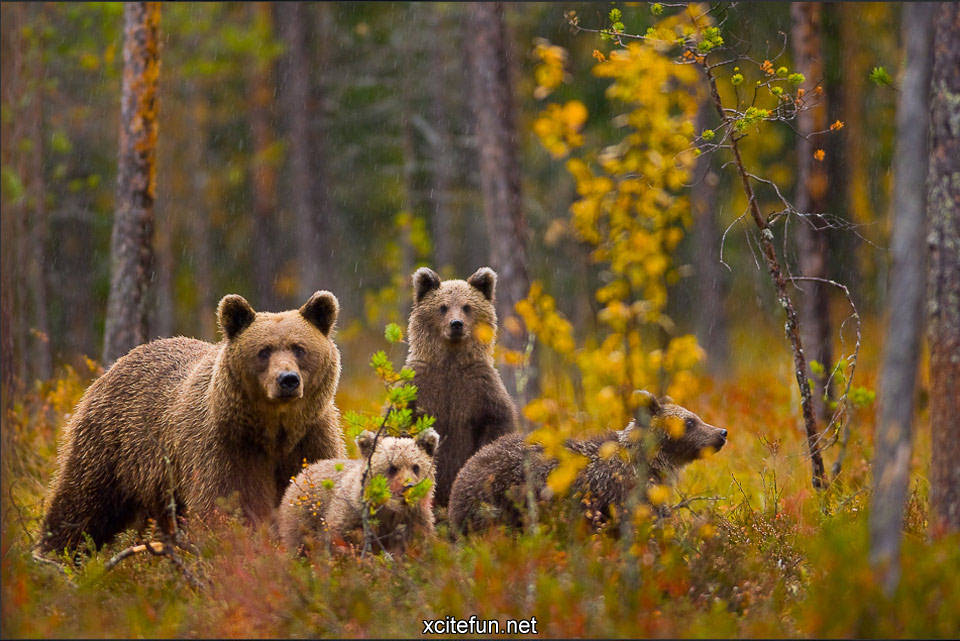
[278,428,440,555]
[40,291,346,554]
[448,391,728,535]
[404,267,518,507]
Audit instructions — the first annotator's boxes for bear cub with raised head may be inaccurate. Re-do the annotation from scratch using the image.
[40,291,346,554]
[278,428,440,555]
[404,267,518,507]
[448,391,727,535]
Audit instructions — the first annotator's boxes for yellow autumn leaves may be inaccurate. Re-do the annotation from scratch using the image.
[520,12,710,498]
[533,101,588,159]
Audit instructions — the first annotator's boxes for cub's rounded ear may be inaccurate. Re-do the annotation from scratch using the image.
[632,389,662,419]
[467,266,496,301]
[413,267,441,303]
[300,291,339,335]
[415,427,440,457]
[662,395,675,405]
[356,430,378,459]
[218,294,256,340]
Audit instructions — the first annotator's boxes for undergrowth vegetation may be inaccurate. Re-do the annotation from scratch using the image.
[2,328,958,638]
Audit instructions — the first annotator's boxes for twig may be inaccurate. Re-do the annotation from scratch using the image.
[104,539,206,591]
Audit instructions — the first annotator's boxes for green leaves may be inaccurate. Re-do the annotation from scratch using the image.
[869,66,892,87]
[363,474,390,511]
[387,384,417,407]
[384,322,403,344]
[403,477,433,505]
[411,414,436,436]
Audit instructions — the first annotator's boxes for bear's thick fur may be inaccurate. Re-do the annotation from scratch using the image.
[448,391,728,535]
[277,429,439,555]
[39,291,345,554]
[404,267,517,507]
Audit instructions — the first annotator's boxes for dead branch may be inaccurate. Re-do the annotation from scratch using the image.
[103,539,205,591]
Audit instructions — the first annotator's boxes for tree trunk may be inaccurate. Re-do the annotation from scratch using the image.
[426,4,456,275]
[248,1,279,311]
[869,2,935,593]
[277,2,313,306]
[466,2,533,401]
[927,2,960,533]
[309,3,344,308]
[23,4,52,380]
[103,2,161,365]
[692,99,729,377]
[278,2,337,307]
[791,2,833,421]
[1,1,28,386]
[186,96,215,340]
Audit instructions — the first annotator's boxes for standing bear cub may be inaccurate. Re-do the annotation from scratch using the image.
[404,267,518,507]
[39,291,346,554]
[448,391,728,535]
[278,428,440,555]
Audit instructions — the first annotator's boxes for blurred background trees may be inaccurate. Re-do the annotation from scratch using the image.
[0,1,909,378]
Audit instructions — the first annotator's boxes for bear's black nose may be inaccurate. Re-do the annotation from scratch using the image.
[720,429,728,439]
[277,371,301,391]
[449,319,464,331]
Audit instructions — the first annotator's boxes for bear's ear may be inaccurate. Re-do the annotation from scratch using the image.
[661,395,675,405]
[217,294,256,340]
[413,267,441,303]
[356,430,378,459]
[632,389,662,417]
[467,267,496,301]
[299,291,339,335]
[415,428,440,457]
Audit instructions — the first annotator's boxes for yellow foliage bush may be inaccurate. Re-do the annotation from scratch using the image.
[525,14,708,494]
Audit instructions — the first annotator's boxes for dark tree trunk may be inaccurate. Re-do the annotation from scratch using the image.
[791,2,833,421]
[309,3,343,306]
[426,4,456,275]
[692,100,729,376]
[103,2,160,365]
[278,2,337,306]
[927,2,960,533]
[869,2,935,593]
[248,1,279,311]
[24,4,52,380]
[2,2,30,385]
[186,96,215,340]
[467,2,533,401]
[277,2,314,307]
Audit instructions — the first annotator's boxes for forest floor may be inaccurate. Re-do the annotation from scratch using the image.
[2,325,958,638]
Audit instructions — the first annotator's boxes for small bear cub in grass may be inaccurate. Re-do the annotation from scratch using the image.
[278,428,440,555]
[448,391,728,536]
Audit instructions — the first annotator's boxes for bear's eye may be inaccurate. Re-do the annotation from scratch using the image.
[462,304,471,314]
[684,417,696,431]
[387,465,398,477]
[412,464,420,476]
[291,344,306,359]
[258,346,272,361]
[440,304,449,314]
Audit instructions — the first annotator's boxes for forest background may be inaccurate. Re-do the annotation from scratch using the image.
[1,2,958,638]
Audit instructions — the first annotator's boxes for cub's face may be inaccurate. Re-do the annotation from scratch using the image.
[357,429,439,509]
[631,390,728,467]
[655,403,728,466]
[409,267,498,349]
[217,292,341,404]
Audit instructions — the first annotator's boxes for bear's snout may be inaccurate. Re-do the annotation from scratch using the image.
[448,318,465,339]
[712,427,728,450]
[276,371,302,397]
